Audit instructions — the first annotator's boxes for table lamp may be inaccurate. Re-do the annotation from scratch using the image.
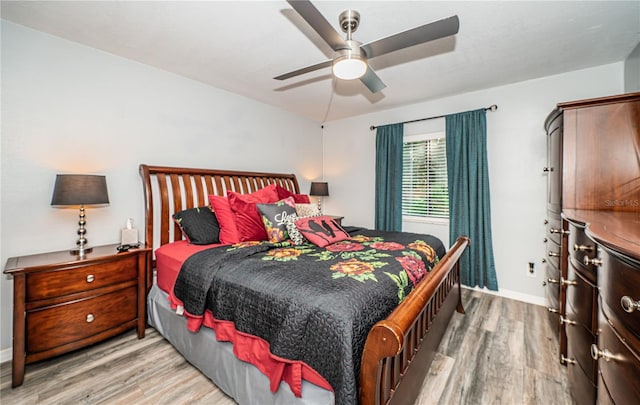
[51,174,109,256]
[309,182,329,213]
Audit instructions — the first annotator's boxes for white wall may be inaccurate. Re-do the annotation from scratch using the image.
[322,62,624,304]
[0,21,322,356]
[625,42,640,92]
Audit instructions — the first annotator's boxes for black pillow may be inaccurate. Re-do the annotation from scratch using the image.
[172,207,220,245]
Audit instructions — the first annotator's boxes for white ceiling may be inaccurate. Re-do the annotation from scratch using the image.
[2,1,639,123]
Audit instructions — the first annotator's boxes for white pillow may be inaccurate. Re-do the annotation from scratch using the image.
[296,203,321,217]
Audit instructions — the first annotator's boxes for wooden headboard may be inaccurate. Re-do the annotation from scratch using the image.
[139,164,300,256]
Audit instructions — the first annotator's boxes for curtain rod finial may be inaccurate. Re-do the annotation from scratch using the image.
[370,125,376,131]
[489,104,498,112]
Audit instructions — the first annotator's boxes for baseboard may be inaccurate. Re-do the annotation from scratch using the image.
[463,286,546,307]
[0,347,12,363]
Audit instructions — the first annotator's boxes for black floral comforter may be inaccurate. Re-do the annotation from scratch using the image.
[173,228,445,405]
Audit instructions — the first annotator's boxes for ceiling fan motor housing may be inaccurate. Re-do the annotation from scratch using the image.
[339,9,360,38]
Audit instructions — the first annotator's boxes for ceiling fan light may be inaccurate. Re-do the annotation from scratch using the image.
[332,55,367,80]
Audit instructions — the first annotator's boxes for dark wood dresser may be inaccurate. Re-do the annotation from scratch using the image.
[543,92,640,403]
[543,107,568,360]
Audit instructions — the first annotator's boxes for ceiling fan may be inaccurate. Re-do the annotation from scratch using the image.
[274,0,460,93]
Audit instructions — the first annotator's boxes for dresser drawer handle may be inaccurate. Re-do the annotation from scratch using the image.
[560,354,576,365]
[86,314,95,323]
[621,296,640,313]
[547,307,559,314]
[573,243,593,253]
[583,256,602,266]
[548,251,560,258]
[591,344,614,362]
[542,167,553,173]
[86,274,95,283]
[547,277,560,285]
[559,315,576,326]
[560,277,577,287]
[549,228,569,235]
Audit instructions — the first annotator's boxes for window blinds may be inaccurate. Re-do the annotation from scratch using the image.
[402,136,449,219]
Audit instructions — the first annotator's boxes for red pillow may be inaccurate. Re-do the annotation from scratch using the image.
[276,185,311,203]
[228,184,280,241]
[208,195,240,244]
[294,215,350,247]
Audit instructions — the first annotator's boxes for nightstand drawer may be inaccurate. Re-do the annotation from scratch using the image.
[26,286,137,354]
[26,255,138,301]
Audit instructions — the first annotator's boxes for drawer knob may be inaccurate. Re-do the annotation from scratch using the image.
[86,314,95,323]
[559,315,576,326]
[549,228,569,235]
[548,251,560,258]
[547,307,559,314]
[621,296,640,313]
[86,274,95,283]
[583,256,602,266]
[547,277,560,285]
[591,344,614,362]
[560,277,577,287]
[573,243,593,253]
[542,167,554,173]
[544,219,549,225]
[541,258,547,263]
[560,355,576,365]
[543,237,548,243]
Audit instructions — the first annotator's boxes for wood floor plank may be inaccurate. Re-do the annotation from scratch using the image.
[0,290,575,405]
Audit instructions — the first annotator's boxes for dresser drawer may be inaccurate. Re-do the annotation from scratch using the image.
[26,286,137,354]
[565,320,596,382]
[565,263,597,331]
[26,255,138,301]
[546,216,564,245]
[597,373,615,405]
[598,247,640,346]
[596,311,640,405]
[545,264,560,315]
[566,341,596,405]
[568,223,598,275]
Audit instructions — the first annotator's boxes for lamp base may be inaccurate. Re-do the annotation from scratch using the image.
[70,246,93,256]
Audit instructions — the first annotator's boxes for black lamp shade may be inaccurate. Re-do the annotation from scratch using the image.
[51,174,109,206]
[309,182,329,197]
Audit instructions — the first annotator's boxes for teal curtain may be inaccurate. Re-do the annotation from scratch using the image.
[446,109,498,290]
[375,123,403,231]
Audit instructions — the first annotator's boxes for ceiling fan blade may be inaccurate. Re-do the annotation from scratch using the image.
[274,59,333,80]
[287,0,348,51]
[360,15,459,59]
[360,67,386,93]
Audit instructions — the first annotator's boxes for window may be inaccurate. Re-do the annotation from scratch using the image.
[402,132,449,221]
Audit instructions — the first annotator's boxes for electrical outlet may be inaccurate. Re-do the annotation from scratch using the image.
[527,262,536,278]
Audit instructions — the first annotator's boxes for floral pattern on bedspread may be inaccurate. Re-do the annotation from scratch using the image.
[173,229,445,405]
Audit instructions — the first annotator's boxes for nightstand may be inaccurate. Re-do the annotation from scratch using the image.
[3,244,150,387]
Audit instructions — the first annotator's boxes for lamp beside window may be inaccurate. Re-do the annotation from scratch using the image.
[309,182,329,213]
[51,174,109,256]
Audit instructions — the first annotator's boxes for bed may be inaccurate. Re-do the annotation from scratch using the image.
[139,164,469,405]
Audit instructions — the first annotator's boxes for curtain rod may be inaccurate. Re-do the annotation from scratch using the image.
[369,104,498,131]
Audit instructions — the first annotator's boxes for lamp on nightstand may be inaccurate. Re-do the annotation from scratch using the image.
[51,174,109,256]
[309,181,329,213]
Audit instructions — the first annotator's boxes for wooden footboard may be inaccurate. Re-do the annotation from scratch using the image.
[360,236,470,405]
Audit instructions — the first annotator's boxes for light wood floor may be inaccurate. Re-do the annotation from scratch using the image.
[0,290,575,404]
